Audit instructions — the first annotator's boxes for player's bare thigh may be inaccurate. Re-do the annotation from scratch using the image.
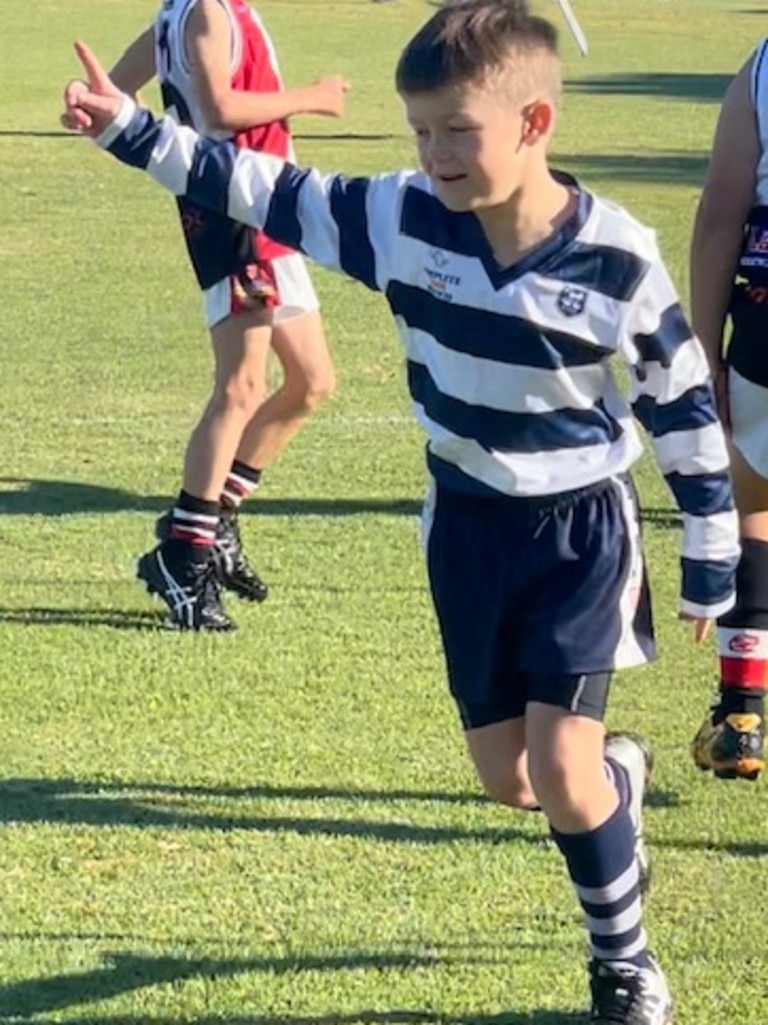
[270,310,335,402]
[209,307,273,402]
[270,254,334,398]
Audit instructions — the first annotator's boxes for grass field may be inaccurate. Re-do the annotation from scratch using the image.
[1,1,767,1022]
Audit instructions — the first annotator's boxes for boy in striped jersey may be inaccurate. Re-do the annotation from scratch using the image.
[63,2,739,1020]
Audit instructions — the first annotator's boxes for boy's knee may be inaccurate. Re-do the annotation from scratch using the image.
[214,372,265,418]
[288,365,336,414]
[527,758,573,811]
[480,771,536,810]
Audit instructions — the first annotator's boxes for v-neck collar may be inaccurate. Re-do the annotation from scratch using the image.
[462,170,593,290]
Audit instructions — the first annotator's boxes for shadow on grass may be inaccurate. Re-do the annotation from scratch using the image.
[638,507,681,529]
[0,777,545,846]
[0,607,167,631]
[643,786,680,810]
[0,129,76,138]
[294,132,404,142]
[0,946,581,1021]
[0,950,441,1019]
[564,72,730,103]
[0,478,421,518]
[4,1014,585,1025]
[0,480,684,525]
[552,151,708,187]
[653,835,768,858]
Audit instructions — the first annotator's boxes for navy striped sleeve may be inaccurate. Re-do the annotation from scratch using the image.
[103,106,164,170]
[98,104,383,290]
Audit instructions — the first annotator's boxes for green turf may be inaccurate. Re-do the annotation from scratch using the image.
[0,1,766,1022]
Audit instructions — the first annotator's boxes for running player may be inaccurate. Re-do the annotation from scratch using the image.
[106,1,347,630]
[63,3,740,1019]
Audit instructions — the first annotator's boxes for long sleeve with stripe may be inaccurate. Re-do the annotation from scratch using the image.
[619,260,739,618]
[96,99,739,616]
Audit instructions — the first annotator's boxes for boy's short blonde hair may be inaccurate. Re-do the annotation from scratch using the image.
[396,0,561,105]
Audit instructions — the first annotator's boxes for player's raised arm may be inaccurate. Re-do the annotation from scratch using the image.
[64,41,384,291]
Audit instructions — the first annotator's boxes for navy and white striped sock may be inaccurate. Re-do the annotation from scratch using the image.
[551,805,650,968]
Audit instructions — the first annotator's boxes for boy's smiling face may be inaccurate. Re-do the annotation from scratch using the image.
[403,79,553,213]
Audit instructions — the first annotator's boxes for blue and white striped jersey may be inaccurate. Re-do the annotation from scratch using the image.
[98,100,739,616]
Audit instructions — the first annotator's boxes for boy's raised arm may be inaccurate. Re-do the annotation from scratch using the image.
[63,41,382,290]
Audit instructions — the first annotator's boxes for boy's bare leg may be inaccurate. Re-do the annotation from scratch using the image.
[466,703,663,1009]
[464,718,537,810]
[183,309,273,498]
[234,309,335,471]
[194,309,334,604]
[138,308,272,630]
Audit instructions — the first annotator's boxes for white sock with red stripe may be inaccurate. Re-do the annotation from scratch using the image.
[716,538,768,719]
[221,460,262,514]
[169,490,219,563]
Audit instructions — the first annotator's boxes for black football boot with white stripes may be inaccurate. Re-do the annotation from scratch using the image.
[213,511,268,602]
[155,510,268,603]
[137,542,236,632]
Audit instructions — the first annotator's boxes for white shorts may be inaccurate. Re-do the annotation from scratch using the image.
[730,366,768,477]
[203,251,319,329]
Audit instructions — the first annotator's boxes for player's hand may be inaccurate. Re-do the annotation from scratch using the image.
[678,612,712,643]
[307,75,350,118]
[61,40,125,137]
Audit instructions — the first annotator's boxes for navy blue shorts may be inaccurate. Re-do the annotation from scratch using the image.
[424,477,655,729]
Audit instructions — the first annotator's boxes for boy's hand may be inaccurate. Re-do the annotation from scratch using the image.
[678,613,712,643]
[306,75,350,118]
[61,41,125,137]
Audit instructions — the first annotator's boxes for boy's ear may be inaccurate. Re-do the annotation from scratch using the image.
[522,99,554,143]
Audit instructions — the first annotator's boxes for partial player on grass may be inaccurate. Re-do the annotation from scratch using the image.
[689,36,768,781]
[86,0,348,632]
[62,2,739,1022]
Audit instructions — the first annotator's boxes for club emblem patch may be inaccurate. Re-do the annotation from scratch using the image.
[557,285,587,317]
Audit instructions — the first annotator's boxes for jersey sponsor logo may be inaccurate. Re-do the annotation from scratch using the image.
[425,248,460,301]
[429,248,449,269]
[728,633,761,653]
[557,284,587,317]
